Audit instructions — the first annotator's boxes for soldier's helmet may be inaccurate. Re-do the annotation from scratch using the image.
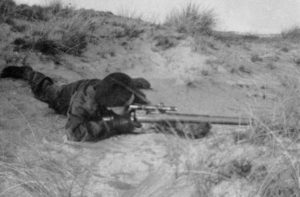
[95,72,151,107]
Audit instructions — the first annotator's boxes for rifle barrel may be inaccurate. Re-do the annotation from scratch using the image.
[136,113,251,125]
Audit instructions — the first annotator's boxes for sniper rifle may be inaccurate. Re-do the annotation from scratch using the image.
[128,103,252,126]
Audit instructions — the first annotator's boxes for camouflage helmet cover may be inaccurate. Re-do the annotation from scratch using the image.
[95,72,150,107]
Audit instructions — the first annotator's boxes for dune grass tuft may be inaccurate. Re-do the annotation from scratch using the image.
[164,3,216,36]
[281,27,300,41]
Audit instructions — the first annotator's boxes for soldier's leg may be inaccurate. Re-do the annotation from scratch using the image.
[26,69,62,108]
[1,66,64,113]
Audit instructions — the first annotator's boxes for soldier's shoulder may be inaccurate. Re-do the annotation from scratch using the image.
[72,79,101,92]
[75,79,101,98]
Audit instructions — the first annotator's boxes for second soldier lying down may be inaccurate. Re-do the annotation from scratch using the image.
[1,66,151,142]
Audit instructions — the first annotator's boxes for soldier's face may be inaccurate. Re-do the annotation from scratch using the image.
[107,94,135,115]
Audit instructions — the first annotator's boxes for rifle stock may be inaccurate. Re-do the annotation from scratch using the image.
[134,112,252,126]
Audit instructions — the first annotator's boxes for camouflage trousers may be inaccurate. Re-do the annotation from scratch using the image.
[27,69,76,115]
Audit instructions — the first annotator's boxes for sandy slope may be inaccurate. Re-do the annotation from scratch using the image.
[1,11,300,197]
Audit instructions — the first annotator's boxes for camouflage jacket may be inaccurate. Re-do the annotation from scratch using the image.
[51,79,131,142]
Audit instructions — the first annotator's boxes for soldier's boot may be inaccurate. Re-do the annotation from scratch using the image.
[1,65,33,79]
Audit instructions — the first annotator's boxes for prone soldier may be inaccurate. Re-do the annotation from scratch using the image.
[1,66,151,142]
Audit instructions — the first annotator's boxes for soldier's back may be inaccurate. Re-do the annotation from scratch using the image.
[50,79,101,115]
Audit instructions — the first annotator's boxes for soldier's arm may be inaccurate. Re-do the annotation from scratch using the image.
[65,86,113,142]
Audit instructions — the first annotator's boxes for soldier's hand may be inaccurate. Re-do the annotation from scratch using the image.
[109,116,141,134]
